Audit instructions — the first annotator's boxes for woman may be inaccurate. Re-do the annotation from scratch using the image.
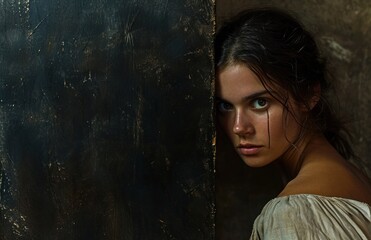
[215,8,371,239]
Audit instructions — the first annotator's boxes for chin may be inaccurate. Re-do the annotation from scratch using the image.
[240,155,271,168]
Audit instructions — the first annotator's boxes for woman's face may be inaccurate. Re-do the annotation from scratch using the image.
[216,64,303,167]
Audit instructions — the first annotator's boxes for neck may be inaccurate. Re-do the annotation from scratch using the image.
[279,132,322,179]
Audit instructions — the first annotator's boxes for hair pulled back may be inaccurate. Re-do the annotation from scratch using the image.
[215,8,355,160]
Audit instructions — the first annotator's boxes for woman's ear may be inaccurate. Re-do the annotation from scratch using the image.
[308,83,321,110]
[300,83,321,112]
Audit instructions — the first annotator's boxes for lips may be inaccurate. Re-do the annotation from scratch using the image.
[237,143,262,155]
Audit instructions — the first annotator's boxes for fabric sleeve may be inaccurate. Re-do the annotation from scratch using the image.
[249,195,371,240]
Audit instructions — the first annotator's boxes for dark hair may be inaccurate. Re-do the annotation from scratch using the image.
[215,8,355,160]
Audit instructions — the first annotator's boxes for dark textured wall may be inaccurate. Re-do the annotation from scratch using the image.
[216,0,371,239]
[0,0,215,239]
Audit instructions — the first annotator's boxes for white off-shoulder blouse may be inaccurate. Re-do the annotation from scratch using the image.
[250,194,371,240]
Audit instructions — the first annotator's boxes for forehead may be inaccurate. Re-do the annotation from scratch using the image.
[216,64,289,101]
[216,64,265,97]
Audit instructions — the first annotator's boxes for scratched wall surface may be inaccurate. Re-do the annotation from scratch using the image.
[0,0,215,239]
[216,0,371,239]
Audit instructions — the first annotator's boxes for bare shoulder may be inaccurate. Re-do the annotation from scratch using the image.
[279,158,371,205]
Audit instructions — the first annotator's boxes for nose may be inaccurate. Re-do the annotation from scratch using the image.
[233,110,254,136]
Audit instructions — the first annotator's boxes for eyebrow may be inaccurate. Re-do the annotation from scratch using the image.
[242,90,271,101]
[216,90,271,102]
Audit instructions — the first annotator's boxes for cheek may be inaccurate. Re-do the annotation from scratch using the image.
[268,109,300,143]
[262,109,284,140]
[268,119,285,140]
